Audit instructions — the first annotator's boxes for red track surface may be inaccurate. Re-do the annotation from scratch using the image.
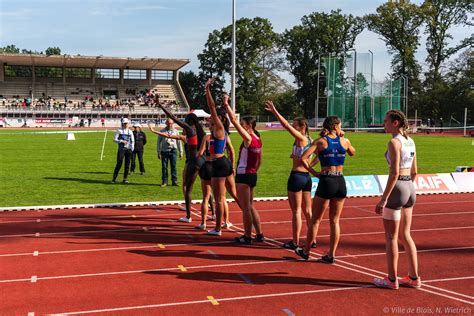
[1,194,473,315]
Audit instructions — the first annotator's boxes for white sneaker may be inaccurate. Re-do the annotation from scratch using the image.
[221,222,233,229]
[207,229,222,236]
[178,216,192,223]
[195,223,206,230]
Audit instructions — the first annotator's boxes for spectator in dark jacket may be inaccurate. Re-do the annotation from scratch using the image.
[131,123,147,175]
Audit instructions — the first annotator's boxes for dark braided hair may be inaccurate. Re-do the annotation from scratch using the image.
[386,110,409,137]
[320,116,341,137]
[184,113,205,147]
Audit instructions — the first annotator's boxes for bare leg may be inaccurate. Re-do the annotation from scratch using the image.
[304,197,330,253]
[328,198,345,257]
[383,218,401,280]
[211,177,227,231]
[399,207,419,278]
[288,191,303,245]
[249,188,262,235]
[302,191,313,245]
[236,183,253,237]
[184,164,199,219]
[200,180,212,226]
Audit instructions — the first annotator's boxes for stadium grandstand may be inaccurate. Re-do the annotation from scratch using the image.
[0,54,190,127]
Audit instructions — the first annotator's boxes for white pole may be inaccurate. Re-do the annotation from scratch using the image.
[231,0,237,112]
[414,109,418,134]
[464,107,468,136]
[100,129,108,160]
[315,55,321,129]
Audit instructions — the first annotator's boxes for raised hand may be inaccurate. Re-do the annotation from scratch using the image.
[205,77,217,88]
[264,100,277,113]
[222,93,230,106]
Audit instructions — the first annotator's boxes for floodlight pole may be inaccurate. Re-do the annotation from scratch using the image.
[348,48,357,130]
[315,55,321,129]
[368,50,374,125]
[231,0,237,112]
[400,74,408,115]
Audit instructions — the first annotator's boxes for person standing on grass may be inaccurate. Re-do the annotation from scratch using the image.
[112,118,134,184]
[264,100,317,250]
[130,123,147,175]
[373,110,421,290]
[295,116,355,264]
[153,118,182,186]
[204,78,236,236]
[223,93,264,244]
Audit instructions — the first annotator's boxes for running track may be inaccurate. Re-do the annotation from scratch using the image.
[0,194,473,315]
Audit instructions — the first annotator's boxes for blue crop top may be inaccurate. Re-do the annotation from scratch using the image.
[210,132,227,155]
[318,136,346,167]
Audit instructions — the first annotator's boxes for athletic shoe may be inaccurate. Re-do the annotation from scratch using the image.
[161,183,167,187]
[207,229,222,236]
[319,255,335,264]
[221,222,233,229]
[211,215,216,221]
[294,247,309,260]
[373,276,399,290]
[283,241,298,250]
[234,235,252,244]
[172,182,178,186]
[399,276,421,288]
[140,172,144,175]
[254,234,265,242]
[195,223,206,230]
[178,216,192,223]
[123,179,129,184]
[311,242,318,248]
[111,180,116,184]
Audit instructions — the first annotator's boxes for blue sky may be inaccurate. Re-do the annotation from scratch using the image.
[0,0,470,82]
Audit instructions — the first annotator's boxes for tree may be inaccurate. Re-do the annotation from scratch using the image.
[45,47,61,56]
[198,17,283,115]
[282,10,364,117]
[0,44,20,54]
[178,70,207,110]
[421,0,473,84]
[366,0,424,95]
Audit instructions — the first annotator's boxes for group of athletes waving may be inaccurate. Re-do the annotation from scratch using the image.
[152,77,421,290]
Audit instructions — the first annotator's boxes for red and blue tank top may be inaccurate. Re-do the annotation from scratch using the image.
[236,134,262,174]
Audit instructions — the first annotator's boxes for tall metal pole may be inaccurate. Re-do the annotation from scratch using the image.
[369,50,374,125]
[464,107,468,136]
[315,56,321,129]
[231,0,236,112]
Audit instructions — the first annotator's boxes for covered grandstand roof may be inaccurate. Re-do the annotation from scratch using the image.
[0,54,189,70]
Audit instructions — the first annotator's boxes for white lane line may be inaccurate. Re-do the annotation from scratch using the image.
[0,259,292,284]
[0,212,183,225]
[30,276,37,283]
[0,227,164,238]
[0,240,234,257]
[229,223,474,305]
[282,308,296,316]
[424,276,474,283]
[49,286,370,315]
[28,313,35,316]
[337,246,474,259]
[33,251,39,257]
[270,226,474,240]
[35,233,40,237]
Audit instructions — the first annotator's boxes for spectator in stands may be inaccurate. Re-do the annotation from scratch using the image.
[88,117,92,127]
[112,118,134,184]
[152,118,182,186]
[131,123,147,175]
[101,117,105,127]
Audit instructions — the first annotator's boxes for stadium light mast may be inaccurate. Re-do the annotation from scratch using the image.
[231,0,237,112]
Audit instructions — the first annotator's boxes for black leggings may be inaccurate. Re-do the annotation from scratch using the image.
[131,150,145,173]
[113,149,132,181]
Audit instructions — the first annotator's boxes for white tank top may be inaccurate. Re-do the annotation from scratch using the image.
[385,134,416,169]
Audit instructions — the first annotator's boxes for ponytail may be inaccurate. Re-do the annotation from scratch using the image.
[241,116,260,137]
[386,110,409,138]
[319,116,341,137]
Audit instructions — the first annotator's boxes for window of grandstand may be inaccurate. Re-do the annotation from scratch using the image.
[65,68,92,78]
[96,68,120,79]
[124,69,146,80]
[35,67,63,78]
[152,70,173,80]
[4,65,33,77]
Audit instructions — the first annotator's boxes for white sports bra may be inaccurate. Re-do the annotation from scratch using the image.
[385,134,416,169]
